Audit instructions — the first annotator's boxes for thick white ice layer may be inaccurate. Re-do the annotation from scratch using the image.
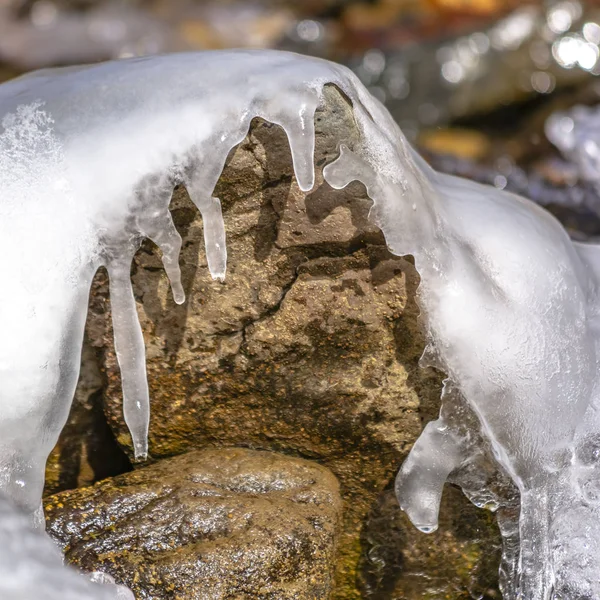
[1,50,600,598]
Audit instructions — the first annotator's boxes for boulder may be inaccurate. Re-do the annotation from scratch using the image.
[45,447,342,600]
[67,85,502,597]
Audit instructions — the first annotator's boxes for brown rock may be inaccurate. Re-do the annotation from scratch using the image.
[79,84,501,597]
[44,447,342,600]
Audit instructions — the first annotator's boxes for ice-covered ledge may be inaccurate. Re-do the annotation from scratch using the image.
[0,49,432,515]
[77,82,426,597]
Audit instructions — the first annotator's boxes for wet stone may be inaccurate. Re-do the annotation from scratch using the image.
[77,85,503,597]
[44,447,342,600]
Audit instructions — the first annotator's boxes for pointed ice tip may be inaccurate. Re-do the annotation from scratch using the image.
[132,440,148,462]
[133,449,148,462]
[174,292,186,305]
[172,285,186,305]
[211,271,226,282]
[416,524,438,534]
[298,173,315,193]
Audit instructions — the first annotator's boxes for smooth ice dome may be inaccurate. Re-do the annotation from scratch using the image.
[1,49,600,598]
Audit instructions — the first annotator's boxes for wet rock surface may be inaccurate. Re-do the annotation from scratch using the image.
[45,447,342,600]
[60,84,503,598]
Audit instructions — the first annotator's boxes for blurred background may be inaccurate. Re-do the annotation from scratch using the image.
[3,0,600,235]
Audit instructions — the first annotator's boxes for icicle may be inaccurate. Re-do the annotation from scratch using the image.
[396,379,469,534]
[149,212,185,305]
[395,417,466,533]
[107,253,149,461]
[197,196,227,281]
[280,100,317,192]
[135,177,185,304]
[184,152,231,281]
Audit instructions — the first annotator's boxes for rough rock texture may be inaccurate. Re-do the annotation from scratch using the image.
[60,85,503,598]
[45,447,342,600]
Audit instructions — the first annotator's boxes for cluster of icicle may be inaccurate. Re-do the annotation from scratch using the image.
[1,50,600,599]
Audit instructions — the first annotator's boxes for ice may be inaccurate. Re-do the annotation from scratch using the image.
[0,492,133,599]
[0,51,390,510]
[393,160,600,596]
[1,49,600,598]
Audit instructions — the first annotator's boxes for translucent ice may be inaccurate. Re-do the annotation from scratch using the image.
[0,493,133,599]
[1,50,600,598]
[395,158,600,595]
[0,50,390,519]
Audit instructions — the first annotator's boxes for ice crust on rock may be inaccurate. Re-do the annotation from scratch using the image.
[0,493,133,600]
[0,49,412,514]
[1,49,600,598]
